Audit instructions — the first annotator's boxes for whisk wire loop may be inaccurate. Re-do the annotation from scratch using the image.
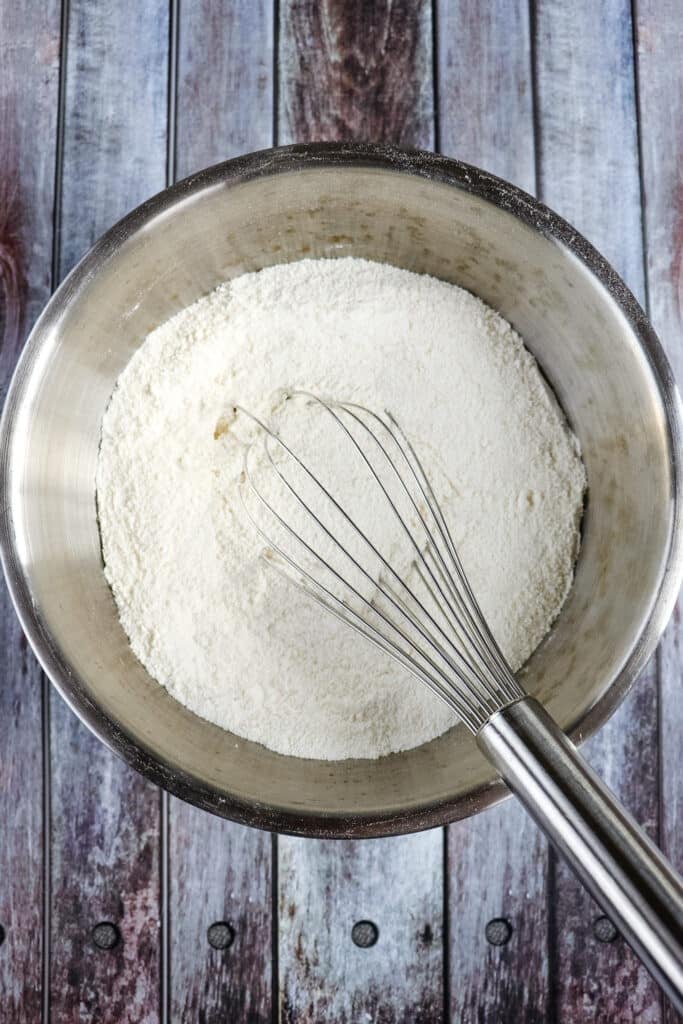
[384,410,523,702]
[334,400,519,703]
[236,393,525,731]
[291,395,506,711]
[240,457,482,728]
[246,426,494,722]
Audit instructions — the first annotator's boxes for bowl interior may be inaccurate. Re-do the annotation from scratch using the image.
[2,150,678,836]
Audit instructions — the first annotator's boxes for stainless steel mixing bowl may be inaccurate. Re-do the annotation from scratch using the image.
[1,143,681,838]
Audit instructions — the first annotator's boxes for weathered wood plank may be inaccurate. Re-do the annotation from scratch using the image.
[49,1,169,1019]
[535,0,645,300]
[448,803,549,1021]
[0,0,60,1018]
[634,4,683,1020]
[279,834,443,1023]
[169,822,272,1022]
[175,0,273,177]
[277,3,443,1020]
[168,4,274,1021]
[534,1,660,1018]
[437,0,535,188]
[436,7,553,1020]
[279,0,434,147]
[56,0,168,279]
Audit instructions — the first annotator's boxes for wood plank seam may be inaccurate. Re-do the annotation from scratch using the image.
[273,0,281,147]
[528,0,541,197]
[43,0,72,1018]
[160,4,179,1021]
[431,0,441,153]
[629,0,652,319]
[272,11,280,1022]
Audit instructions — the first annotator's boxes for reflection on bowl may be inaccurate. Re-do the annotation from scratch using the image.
[1,144,681,837]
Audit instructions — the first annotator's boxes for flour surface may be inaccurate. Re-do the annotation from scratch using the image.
[96,258,585,760]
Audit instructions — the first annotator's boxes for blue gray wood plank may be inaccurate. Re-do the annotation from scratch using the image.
[534,1,661,1018]
[168,3,274,1020]
[279,834,443,1024]
[634,3,683,1019]
[175,0,274,176]
[0,0,61,1019]
[276,2,444,1020]
[48,1,169,1019]
[437,0,536,189]
[436,5,554,1020]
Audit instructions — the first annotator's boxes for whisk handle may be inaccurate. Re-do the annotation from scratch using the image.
[478,696,683,1014]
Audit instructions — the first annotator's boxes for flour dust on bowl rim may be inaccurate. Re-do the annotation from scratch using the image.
[0,143,681,839]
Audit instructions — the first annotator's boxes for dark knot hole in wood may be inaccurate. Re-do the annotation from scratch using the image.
[351,920,379,948]
[0,924,5,948]
[91,922,120,951]
[485,917,513,946]
[593,915,619,943]
[207,921,235,950]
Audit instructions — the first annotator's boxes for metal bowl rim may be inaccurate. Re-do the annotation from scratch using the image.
[1,141,681,838]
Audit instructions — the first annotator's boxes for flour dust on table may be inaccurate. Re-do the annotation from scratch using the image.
[96,258,585,760]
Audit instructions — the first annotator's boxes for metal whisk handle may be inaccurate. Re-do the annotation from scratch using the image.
[478,697,683,1014]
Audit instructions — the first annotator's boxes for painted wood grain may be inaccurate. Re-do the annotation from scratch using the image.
[169,4,274,1021]
[634,3,683,1019]
[49,1,169,1019]
[534,1,660,1018]
[279,834,443,1023]
[437,6,554,1020]
[534,0,645,300]
[448,802,549,1022]
[436,0,536,190]
[277,2,443,1020]
[0,1,60,1018]
[175,0,274,177]
[169,821,272,1023]
[1,3,679,1021]
[278,0,434,148]
[56,0,169,279]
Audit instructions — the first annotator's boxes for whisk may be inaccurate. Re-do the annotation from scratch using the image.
[237,392,683,1011]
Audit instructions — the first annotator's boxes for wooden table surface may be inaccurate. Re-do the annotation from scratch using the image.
[1,1,682,1021]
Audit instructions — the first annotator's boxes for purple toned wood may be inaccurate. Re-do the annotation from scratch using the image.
[169,4,274,1021]
[438,6,557,1015]
[437,8,552,1021]
[277,3,443,1020]
[635,3,683,1019]
[0,1,60,1018]
[49,1,169,1019]
[278,0,434,147]
[169,823,272,1022]
[50,742,162,1023]
[279,835,443,1023]
[448,801,549,1021]
[535,1,660,1018]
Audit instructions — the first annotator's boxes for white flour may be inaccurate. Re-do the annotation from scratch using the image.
[96,258,585,760]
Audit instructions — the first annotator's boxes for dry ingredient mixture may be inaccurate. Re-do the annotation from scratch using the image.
[96,258,585,760]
